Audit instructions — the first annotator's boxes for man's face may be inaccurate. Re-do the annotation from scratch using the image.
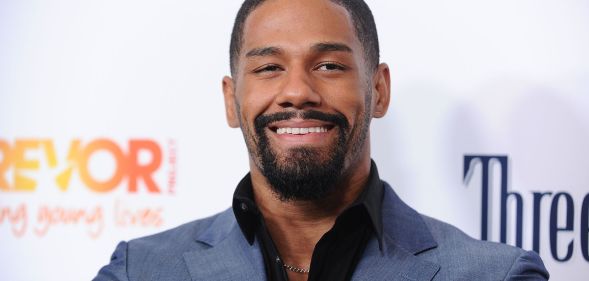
[223,0,387,200]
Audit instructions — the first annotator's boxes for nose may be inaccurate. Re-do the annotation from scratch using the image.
[275,68,321,109]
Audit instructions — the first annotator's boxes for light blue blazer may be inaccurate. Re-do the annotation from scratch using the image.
[93,183,549,280]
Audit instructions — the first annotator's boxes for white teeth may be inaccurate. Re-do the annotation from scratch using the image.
[276,126,328,135]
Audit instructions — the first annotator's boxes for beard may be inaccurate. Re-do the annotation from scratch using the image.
[250,110,353,201]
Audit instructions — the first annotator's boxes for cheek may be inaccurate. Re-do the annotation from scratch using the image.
[320,83,368,124]
[236,82,277,123]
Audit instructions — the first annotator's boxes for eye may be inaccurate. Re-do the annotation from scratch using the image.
[253,64,283,74]
[315,62,346,72]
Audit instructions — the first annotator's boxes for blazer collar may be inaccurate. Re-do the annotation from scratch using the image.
[380,182,438,255]
[351,182,440,281]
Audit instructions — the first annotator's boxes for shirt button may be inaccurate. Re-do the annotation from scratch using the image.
[275,257,281,264]
[240,202,248,212]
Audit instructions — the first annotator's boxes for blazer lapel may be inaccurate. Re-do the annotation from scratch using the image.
[352,237,440,281]
[182,209,266,281]
[352,183,440,281]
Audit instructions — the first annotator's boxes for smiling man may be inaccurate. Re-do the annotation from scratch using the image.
[94,1,549,280]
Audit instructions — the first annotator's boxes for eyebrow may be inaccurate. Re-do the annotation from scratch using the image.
[311,42,353,53]
[245,46,282,58]
[244,42,353,58]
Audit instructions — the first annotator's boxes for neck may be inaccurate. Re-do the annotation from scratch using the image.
[249,152,372,270]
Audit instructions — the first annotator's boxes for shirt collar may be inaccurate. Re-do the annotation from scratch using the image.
[232,160,384,246]
[232,173,259,245]
[351,160,384,246]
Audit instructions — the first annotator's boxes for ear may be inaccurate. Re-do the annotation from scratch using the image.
[222,76,240,128]
[372,63,391,118]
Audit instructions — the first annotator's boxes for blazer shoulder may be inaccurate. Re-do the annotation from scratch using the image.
[420,214,521,255]
[93,208,235,281]
[128,207,232,249]
[419,215,549,280]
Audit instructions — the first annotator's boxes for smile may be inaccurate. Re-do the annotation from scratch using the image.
[276,127,329,135]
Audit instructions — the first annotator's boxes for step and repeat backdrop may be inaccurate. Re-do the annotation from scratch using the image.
[1,0,587,280]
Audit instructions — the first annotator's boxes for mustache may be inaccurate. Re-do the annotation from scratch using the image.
[254,110,349,132]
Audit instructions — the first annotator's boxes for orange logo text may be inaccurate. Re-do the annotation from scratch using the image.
[0,139,163,193]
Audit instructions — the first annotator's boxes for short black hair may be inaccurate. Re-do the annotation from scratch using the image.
[229,0,380,76]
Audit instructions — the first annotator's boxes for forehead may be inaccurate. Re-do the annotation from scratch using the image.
[241,0,360,57]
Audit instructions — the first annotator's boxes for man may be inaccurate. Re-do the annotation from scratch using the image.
[94,0,549,280]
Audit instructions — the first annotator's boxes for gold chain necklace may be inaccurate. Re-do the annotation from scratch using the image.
[282,263,310,274]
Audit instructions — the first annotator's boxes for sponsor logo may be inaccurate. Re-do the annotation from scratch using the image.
[0,138,177,238]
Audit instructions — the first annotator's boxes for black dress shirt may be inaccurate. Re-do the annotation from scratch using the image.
[232,161,384,281]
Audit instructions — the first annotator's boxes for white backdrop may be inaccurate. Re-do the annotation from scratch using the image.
[1,1,587,280]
